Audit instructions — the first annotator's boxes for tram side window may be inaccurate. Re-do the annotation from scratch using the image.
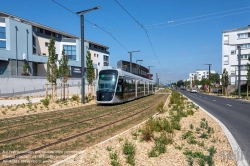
[116,78,123,93]
[149,83,152,91]
[130,79,135,92]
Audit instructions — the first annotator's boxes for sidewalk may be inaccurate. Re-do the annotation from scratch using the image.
[0,97,44,106]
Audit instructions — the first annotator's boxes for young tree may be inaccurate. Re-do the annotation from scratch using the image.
[177,80,184,87]
[46,36,59,100]
[246,56,250,98]
[221,68,229,95]
[86,50,95,94]
[210,73,220,84]
[59,50,69,83]
[59,50,69,100]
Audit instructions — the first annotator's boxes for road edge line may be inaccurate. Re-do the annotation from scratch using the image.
[182,93,249,166]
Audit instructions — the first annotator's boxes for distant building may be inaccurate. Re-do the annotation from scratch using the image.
[188,69,216,82]
[0,11,109,77]
[222,25,250,85]
[86,40,110,75]
[117,60,152,79]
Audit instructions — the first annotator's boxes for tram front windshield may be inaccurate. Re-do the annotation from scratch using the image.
[97,70,118,92]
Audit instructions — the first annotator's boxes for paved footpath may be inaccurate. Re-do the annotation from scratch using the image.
[0,98,44,106]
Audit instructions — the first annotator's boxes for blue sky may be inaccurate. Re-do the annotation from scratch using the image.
[1,0,250,83]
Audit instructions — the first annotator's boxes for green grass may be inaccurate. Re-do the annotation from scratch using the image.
[123,140,135,166]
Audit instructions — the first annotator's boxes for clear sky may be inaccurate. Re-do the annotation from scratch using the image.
[1,0,250,83]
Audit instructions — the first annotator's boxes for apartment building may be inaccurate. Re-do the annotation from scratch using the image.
[0,11,110,77]
[86,40,110,73]
[222,25,250,85]
[188,69,216,82]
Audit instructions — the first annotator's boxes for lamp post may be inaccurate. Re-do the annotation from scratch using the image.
[148,66,154,79]
[204,64,212,93]
[237,45,241,98]
[136,60,143,75]
[128,50,140,74]
[76,6,100,104]
[15,26,18,76]
[26,29,29,74]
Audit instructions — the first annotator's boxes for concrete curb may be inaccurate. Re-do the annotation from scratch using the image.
[182,93,249,166]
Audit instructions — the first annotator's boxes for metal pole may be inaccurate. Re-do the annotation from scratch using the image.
[156,73,158,89]
[15,26,18,76]
[81,14,85,104]
[130,52,132,73]
[208,64,211,93]
[26,29,29,74]
[238,46,241,98]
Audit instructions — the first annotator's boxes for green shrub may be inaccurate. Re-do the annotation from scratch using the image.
[123,140,135,166]
[40,98,50,107]
[156,102,165,113]
[171,120,181,130]
[182,130,192,139]
[162,119,173,133]
[187,109,194,115]
[141,119,154,141]
[71,94,80,102]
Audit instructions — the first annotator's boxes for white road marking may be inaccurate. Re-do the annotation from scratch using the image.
[213,100,216,101]
[226,104,232,106]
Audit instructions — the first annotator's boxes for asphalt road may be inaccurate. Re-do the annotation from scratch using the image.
[180,90,250,164]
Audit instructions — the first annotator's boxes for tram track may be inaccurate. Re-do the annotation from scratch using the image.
[0,95,159,144]
[0,95,156,131]
[0,94,167,163]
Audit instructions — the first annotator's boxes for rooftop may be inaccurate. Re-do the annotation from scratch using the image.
[222,25,250,33]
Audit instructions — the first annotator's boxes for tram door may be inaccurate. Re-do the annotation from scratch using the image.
[116,76,124,101]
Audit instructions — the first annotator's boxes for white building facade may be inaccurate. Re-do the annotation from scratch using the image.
[188,69,216,82]
[222,25,250,85]
[0,11,110,78]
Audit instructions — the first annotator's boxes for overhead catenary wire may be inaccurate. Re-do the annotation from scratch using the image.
[146,10,250,29]
[145,5,250,27]
[51,0,129,52]
[114,0,167,75]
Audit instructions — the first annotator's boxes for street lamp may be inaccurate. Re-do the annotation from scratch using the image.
[76,6,101,104]
[148,66,154,79]
[204,64,212,93]
[136,60,143,75]
[128,50,140,74]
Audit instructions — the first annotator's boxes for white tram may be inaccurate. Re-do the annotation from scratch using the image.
[96,68,154,104]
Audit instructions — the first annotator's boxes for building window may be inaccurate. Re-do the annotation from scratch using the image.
[97,54,99,58]
[0,27,6,39]
[33,47,36,54]
[98,62,100,66]
[63,45,76,60]
[45,42,49,47]
[45,30,51,36]
[223,55,229,65]
[238,33,249,39]
[94,53,96,57]
[241,54,250,59]
[0,41,6,49]
[103,55,109,62]
[241,43,250,49]
[32,35,36,47]
[223,35,229,44]
[39,28,44,34]
[104,62,109,66]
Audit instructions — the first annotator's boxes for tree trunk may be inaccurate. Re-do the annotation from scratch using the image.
[247,85,249,99]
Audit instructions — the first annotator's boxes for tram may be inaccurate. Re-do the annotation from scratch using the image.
[96,68,154,104]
